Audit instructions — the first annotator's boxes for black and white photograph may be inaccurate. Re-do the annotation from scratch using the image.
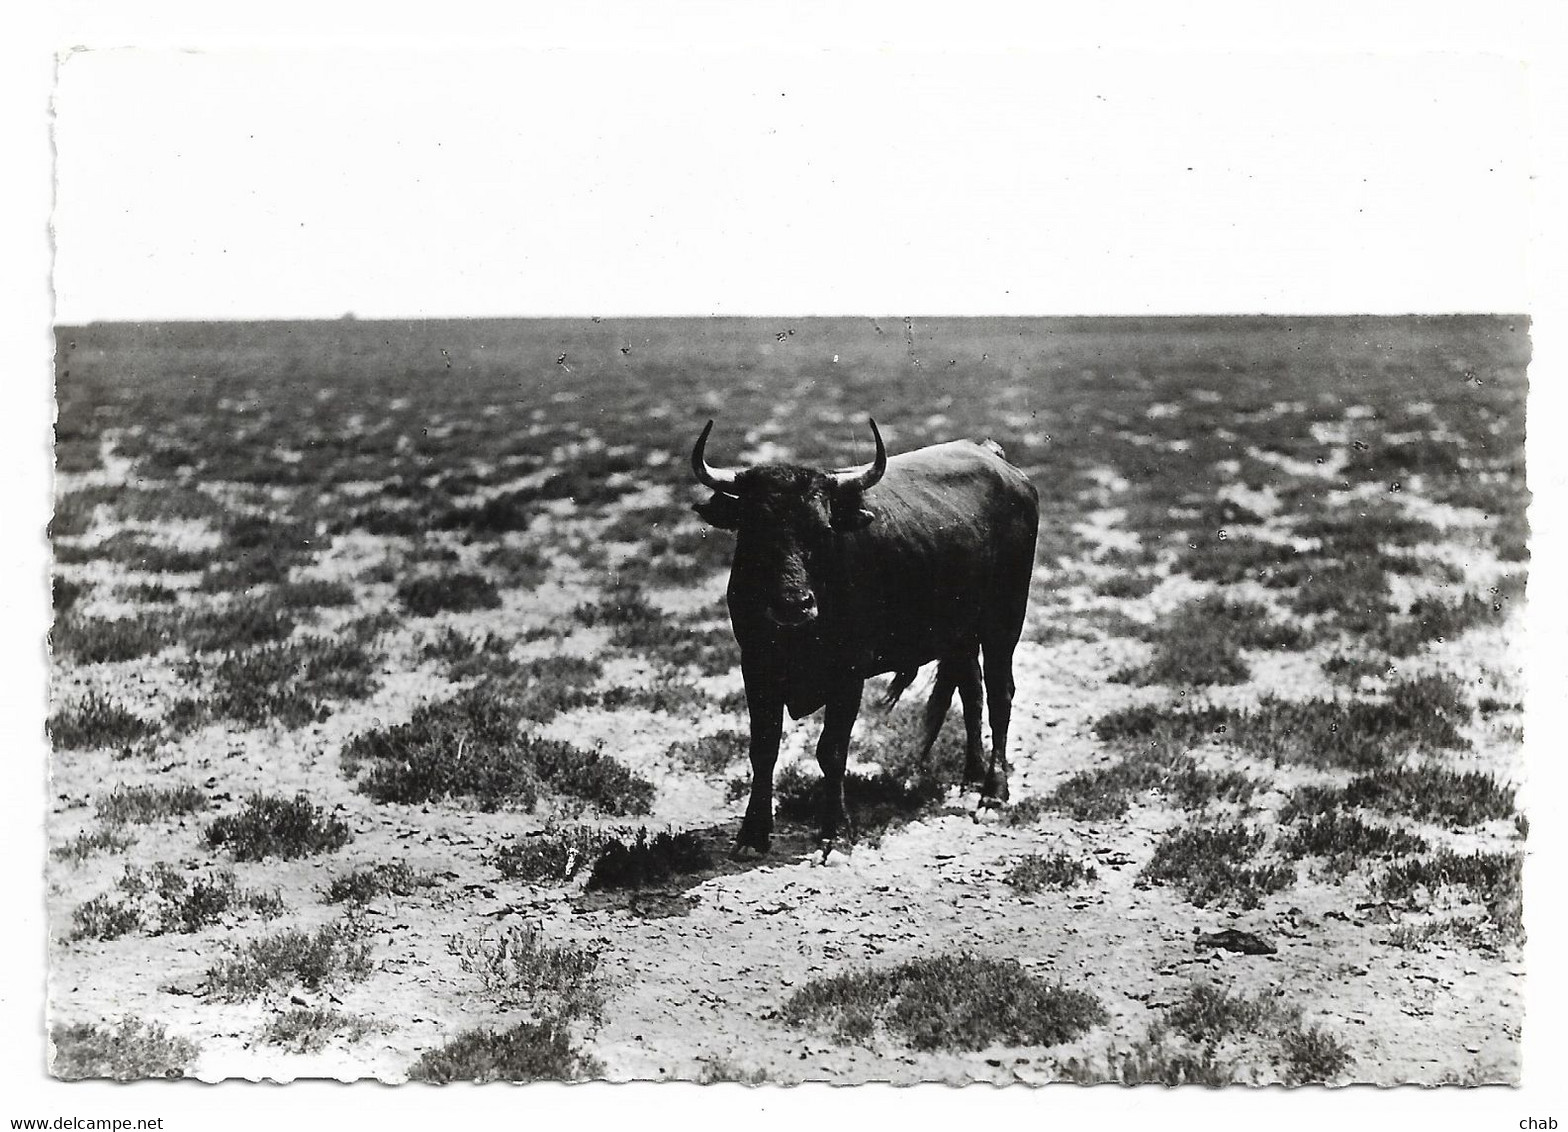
[10,4,1568,1127]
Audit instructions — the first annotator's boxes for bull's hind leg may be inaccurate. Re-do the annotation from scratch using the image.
[951,653,987,787]
[815,679,865,848]
[979,641,1018,804]
[917,651,985,780]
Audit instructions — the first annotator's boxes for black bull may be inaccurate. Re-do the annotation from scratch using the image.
[691,418,1040,854]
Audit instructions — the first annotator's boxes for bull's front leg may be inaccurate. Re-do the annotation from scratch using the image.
[735,676,785,857]
[815,679,865,849]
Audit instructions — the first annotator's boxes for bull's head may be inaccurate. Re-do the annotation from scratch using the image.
[691,418,886,627]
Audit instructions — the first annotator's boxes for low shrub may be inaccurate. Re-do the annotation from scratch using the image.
[206,793,353,861]
[782,953,1106,1051]
[495,826,612,885]
[51,1019,198,1081]
[48,695,158,750]
[1006,853,1099,893]
[322,862,440,905]
[258,1009,378,1054]
[446,924,602,1019]
[585,828,712,890]
[1142,823,1294,908]
[398,572,501,616]
[407,1019,602,1083]
[203,922,374,1001]
[97,783,208,825]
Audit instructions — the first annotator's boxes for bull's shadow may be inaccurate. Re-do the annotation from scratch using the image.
[570,772,965,920]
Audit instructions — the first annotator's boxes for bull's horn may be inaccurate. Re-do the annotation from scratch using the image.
[832,418,887,491]
[691,419,742,492]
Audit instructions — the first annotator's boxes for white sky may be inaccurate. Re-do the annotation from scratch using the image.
[52,47,1533,321]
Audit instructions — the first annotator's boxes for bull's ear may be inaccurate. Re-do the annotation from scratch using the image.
[693,493,743,530]
[829,486,877,532]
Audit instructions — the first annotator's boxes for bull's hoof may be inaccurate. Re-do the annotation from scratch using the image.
[981,777,1011,804]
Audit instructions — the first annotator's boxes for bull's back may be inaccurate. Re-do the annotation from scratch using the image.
[830,439,1037,673]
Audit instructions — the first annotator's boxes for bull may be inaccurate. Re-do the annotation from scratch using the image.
[690,417,1040,855]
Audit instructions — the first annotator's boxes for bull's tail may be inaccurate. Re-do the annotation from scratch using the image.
[882,668,921,707]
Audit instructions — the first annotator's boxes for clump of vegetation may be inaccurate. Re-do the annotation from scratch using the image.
[68,863,283,941]
[1368,592,1513,657]
[258,1008,379,1054]
[341,687,652,815]
[593,680,711,715]
[1227,676,1470,770]
[1155,983,1355,1085]
[1377,849,1522,933]
[1284,767,1515,828]
[1141,823,1294,908]
[666,729,749,773]
[1055,1039,1238,1087]
[574,587,739,674]
[1093,572,1161,599]
[447,924,603,1019]
[697,1058,770,1085]
[322,862,440,905]
[495,826,612,885]
[1321,652,1390,685]
[480,543,552,586]
[119,581,179,604]
[205,793,352,861]
[407,1019,603,1083]
[585,828,712,891]
[51,827,136,865]
[1093,702,1233,748]
[48,694,158,750]
[97,783,208,825]
[52,615,176,664]
[1162,983,1292,1047]
[421,628,515,680]
[51,1019,199,1081]
[202,921,374,1001]
[272,579,356,609]
[180,603,299,652]
[1114,595,1303,687]
[1006,853,1098,893]
[53,577,87,614]
[782,953,1106,1051]
[1276,812,1429,877]
[1016,736,1255,824]
[171,637,381,730]
[397,572,502,616]
[1175,534,1306,587]
[1277,1025,1356,1085]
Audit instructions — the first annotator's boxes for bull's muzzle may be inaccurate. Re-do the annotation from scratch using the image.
[767,592,818,627]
